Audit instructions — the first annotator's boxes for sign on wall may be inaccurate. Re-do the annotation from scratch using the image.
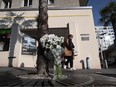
[22,35,36,55]
[80,34,90,41]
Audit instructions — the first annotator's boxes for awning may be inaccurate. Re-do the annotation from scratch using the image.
[20,27,68,40]
[20,29,39,40]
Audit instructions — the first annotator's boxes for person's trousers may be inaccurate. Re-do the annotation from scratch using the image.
[65,56,73,68]
[61,59,65,69]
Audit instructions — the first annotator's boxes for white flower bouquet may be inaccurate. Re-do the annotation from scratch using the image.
[40,34,64,79]
[40,34,64,50]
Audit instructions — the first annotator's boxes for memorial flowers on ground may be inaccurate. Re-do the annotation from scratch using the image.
[40,34,64,79]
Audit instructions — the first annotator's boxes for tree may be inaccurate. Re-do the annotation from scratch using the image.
[99,1,116,45]
[36,0,49,76]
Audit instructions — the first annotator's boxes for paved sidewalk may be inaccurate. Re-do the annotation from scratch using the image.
[0,66,116,86]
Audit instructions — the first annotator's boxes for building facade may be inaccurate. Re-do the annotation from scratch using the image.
[0,0,101,69]
[0,0,88,9]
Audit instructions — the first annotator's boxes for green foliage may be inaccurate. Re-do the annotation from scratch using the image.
[0,29,11,35]
[99,2,116,26]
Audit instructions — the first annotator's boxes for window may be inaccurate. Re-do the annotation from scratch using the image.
[24,0,32,6]
[48,0,54,5]
[0,29,11,51]
[1,0,12,8]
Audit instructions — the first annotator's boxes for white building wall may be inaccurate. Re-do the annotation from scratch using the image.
[11,0,22,8]
[0,7,101,69]
[54,0,80,7]
[0,52,9,66]
[48,7,101,69]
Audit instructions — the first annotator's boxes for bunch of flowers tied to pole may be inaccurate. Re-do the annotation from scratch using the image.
[40,34,64,79]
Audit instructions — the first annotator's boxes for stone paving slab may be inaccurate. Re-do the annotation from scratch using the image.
[0,72,93,86]
[0,67,93,86]
[90,74,116,86]
[0,67,116,86]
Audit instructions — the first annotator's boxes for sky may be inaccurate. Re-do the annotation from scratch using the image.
[87,0,116,26]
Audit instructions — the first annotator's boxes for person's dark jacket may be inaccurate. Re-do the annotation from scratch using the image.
[66,38,74,51]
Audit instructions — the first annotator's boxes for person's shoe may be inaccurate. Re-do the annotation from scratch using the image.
[66,67,70,69]
[64,66,66,69]
[70,68,74,70]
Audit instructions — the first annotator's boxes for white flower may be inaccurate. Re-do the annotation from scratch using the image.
[40,34,64,49]
[40,34,64,65]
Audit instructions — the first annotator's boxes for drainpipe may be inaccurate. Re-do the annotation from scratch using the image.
[80,60,85,69]
[86,57,90,69]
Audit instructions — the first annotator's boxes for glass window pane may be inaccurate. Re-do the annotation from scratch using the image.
[29,0,32,6]
[50,0,54,3]
[48,0,54,4]
[24,0,28,6]
[0,29,11,51]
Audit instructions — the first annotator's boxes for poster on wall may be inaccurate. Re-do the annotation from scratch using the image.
[22,35,37,55]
